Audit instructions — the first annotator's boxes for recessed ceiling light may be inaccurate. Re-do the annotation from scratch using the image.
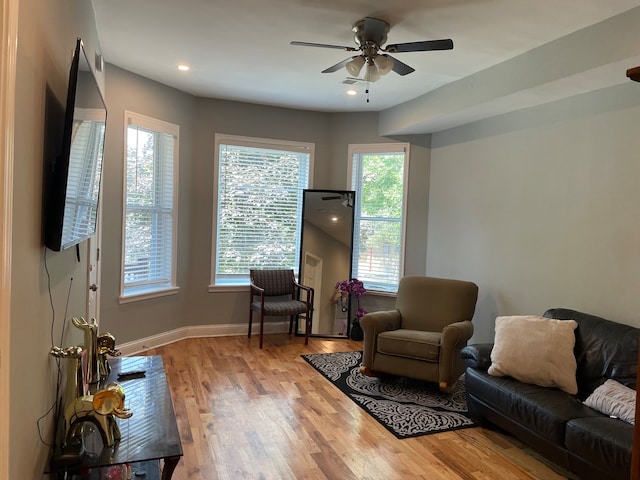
[347,89,357,96]
[177,64,190,71]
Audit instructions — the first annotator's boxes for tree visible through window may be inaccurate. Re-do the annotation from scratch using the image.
[121,112,179,300]
[213,135,313,286]
[349,144,408,293]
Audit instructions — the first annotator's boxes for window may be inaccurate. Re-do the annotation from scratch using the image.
[348,143,408,293]
[212,134,313,287]
[121,112,179,301]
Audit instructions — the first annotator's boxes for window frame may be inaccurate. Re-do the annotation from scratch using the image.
[209,133,314,290]
[347,142,409,294]
[120,111,180,303]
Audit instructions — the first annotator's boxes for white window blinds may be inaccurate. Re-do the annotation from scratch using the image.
[122,112,179,298]
[350,144,408,293]
[214,135,313,285]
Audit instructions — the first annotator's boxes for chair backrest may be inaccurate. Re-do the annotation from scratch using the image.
[250,269,296,296]
[396,276,478,332]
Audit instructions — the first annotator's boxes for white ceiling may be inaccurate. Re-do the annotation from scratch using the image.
[91,0,640,134]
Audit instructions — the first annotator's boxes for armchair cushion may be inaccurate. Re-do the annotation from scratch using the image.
[255,300,308,316]
[377,330,441,362]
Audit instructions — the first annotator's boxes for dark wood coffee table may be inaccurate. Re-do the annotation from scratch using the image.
[44,355,183,480]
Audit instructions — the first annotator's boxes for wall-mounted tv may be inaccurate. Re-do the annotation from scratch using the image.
[45,38,107,251]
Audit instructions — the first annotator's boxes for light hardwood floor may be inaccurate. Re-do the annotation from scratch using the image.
[145,334,568,480]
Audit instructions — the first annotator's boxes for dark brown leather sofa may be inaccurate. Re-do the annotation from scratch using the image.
[461,308,637,480]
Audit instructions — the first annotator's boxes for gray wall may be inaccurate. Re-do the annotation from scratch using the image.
[11,0,102,477]
[99,65,196,343]
[97,77,430,342]
[427,82,640,342]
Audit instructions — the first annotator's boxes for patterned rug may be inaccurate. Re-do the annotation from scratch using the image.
[301,351,475,439]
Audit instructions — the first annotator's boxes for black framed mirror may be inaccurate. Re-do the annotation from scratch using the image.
[298,189,355,338]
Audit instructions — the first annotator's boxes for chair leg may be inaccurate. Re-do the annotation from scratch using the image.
[288,315,294,335]
[248,309,253,339]
[359,366,378,377]
[304,311,311,345]
[259,310,265,349]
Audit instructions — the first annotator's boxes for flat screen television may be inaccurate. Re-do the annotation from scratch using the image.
[45,38,107,251]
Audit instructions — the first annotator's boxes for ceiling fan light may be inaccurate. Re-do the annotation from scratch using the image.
[363,63,380,83]
[374,55,394,75]
[345,56,365,77]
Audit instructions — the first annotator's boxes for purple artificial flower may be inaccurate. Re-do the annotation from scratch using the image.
[335,278,368,322]
[335,278,367,298]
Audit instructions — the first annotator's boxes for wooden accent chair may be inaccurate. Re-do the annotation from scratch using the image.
[248,269,314,349]
[360,276,478,392]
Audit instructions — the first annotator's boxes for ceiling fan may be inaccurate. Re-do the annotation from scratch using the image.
[290,17,453,83]
[322,193,354,207]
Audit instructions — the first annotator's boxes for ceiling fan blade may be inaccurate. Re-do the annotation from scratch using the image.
[363,17,389,43]
[322,56,355,73]
[387,55,415,76]
[290,41,356,51]
[385,39,454,53]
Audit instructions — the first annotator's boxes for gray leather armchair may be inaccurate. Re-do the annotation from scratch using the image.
[360,276,478,392]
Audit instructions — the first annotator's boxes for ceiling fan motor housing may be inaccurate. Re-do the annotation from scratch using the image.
[352,18,389,49]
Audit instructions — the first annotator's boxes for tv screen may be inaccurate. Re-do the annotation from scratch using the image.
[45,38,107,251]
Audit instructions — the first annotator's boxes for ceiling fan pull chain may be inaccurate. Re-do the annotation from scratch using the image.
[366,88,370,103]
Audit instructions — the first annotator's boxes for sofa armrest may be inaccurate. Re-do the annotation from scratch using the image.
[360,310,401,369]
[460,343,493,371]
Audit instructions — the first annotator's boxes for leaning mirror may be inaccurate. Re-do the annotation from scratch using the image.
[298,189,355,338]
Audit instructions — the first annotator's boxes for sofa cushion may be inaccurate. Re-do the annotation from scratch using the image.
[377,329,440,362]
[584,379,636,424]
[466,368,600,444]
[488,315,578,394]
[543,308,639,397]
[565,416,632,480]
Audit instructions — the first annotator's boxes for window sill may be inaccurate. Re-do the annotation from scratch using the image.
[119,286,179,304]
[208,284,249,293]
[364,289,397,297]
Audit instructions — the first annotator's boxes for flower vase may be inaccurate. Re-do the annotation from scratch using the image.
[350,318,364,341]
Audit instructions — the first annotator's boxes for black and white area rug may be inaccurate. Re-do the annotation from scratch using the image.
[302,351,475,439]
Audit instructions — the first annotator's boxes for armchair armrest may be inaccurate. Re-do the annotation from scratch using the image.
[293,281,314,306]
[249,282,265,299]
[360,310,401,369]
[460,343,493,370]
[438,320,474,387]
[442,320,474,349]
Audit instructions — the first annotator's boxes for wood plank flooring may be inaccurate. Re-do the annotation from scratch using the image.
[144,334,568,480]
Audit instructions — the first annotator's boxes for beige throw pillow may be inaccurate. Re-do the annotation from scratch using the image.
[488,315,578,394]
[584,379,636,424]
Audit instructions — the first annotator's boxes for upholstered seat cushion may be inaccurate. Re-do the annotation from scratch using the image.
[251,300,308,316]
[465,367,601,445]
[565,416,633,479]
[377,329,441,362]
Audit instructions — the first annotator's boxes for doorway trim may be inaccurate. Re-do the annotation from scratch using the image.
[0,0,18,475]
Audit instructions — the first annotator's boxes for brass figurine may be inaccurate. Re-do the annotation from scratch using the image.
[72,317,100,384]
[64,382,132,447]
[50,328,130,448]
[97,332,121,378]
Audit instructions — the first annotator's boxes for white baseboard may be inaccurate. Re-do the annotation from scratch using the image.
[118,321,291,356]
